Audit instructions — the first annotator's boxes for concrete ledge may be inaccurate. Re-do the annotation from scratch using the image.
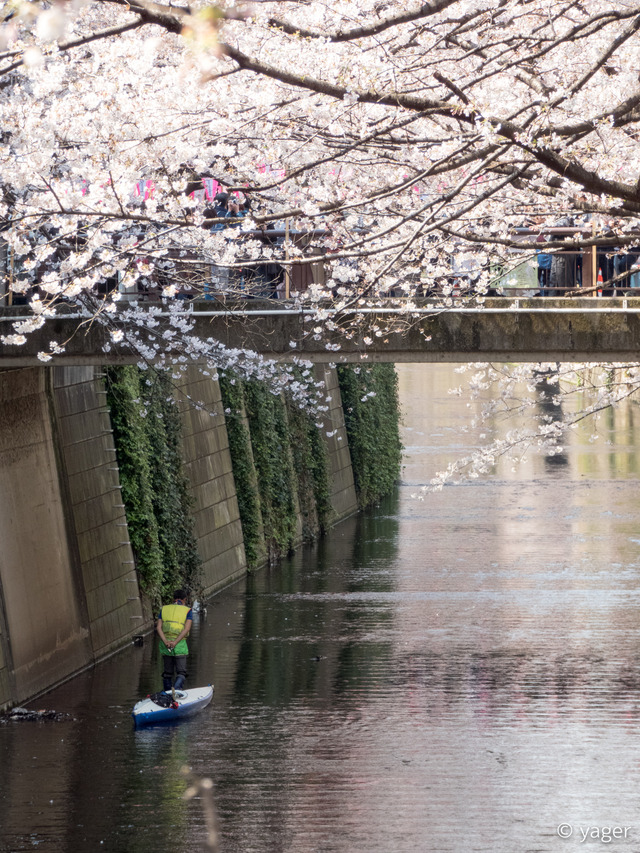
[4,298,640,365]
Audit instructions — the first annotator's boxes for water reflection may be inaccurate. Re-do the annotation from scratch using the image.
[233,495,400,709]
[3,365,640,852]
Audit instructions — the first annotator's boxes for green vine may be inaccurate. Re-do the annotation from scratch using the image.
[242,380,298,563]
[337,364,402,507]
[143,371,201,596]
[104,362,400,599]
[221,374,332,567]
[285,396,332,537]
[218,375,263,569]
[105,366,201,607]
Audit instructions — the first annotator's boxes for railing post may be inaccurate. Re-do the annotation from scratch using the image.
[285,218,291,300]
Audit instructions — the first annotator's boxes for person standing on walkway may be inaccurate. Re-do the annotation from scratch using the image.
[536,236,553,296]
[156,589,193,693]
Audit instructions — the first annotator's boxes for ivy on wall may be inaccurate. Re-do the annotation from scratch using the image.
[337,364,402,507]
[106,363,400,594]
[105,366,201,607]
[217,375,263,569]
[220,375,332,568]
[285,396,331,538]
[143,371,201,596]
[239,380,298,564]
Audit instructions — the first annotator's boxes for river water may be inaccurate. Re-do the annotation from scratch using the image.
[2,363,640,853]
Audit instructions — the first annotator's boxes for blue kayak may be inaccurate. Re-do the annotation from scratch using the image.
[132,685,214,726]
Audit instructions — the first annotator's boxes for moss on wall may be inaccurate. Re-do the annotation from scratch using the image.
[243,380,298,563]
[105,366,201,608]
[337,364,402,507]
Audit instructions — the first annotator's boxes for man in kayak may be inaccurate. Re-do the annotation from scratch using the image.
[156,589,193,694]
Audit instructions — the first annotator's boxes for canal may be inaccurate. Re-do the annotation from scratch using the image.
[2,363,640,852]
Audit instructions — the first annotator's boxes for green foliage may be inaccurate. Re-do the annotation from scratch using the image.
[218,376,263,569]
[285,396,332,537]
[104,361,400,600]
[220,374,332,567]
[142,371,201,596]
[105,366,201,607]
[242,381,298,563]
[337,364,402,507]
[105,366,163,598]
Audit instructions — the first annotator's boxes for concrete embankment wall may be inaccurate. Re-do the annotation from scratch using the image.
[176,366,247,597]
[50,367,145,655]
[0,364,358,710]
[0,368,91,707]
[0,367,147,709]
[315,365,358,524]
[177,366,357,574]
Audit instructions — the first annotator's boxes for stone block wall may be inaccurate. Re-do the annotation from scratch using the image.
[0,586,13,708]
[51,367,145,657]
[0,368,91,705]
[0,366,147,710]
[176,367,247,597]
[315,365,359,522]
[0,363,361,709]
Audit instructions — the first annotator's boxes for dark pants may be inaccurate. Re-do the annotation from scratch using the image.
[538,267,551,295]
[162,655,187,691]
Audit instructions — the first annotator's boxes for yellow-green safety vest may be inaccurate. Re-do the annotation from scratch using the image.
[161,603,190,640]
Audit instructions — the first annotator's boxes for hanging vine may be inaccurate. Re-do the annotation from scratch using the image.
[221,372,332,566]
[106,363,400,594]
[105,366,201,607]
[285,395,331,538]
[218,375,264,569]
[241,380,298,564]
[337,364,402,507]
[143,370,202,597]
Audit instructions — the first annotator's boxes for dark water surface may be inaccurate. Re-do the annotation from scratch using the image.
[3,364,640,852]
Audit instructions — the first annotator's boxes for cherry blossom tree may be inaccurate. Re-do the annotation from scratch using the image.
[3,0,640,466]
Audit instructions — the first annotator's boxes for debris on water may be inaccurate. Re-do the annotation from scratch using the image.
[1,707,75,723]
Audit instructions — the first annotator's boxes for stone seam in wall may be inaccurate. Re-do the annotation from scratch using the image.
[0,568,14,709]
